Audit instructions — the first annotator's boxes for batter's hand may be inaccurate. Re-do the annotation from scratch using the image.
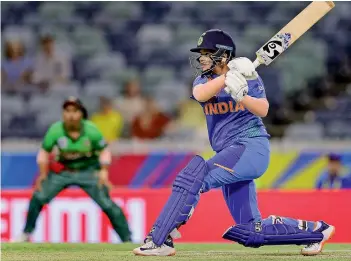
[227,57,258,79]
[224,70,248,103]
[34,175,46,191]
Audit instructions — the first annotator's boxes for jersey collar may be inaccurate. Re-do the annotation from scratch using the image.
[63,120,85,142]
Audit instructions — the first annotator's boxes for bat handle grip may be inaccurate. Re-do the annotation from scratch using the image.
[253,58,261,69]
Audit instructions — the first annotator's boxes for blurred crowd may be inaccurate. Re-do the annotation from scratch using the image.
[1,35,205,142]
[1,2,351,141]
[2,35,71,94]
[89,79,206,142]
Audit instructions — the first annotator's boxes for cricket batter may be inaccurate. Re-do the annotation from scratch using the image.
[133,29,335,256]
[15,97,131,242]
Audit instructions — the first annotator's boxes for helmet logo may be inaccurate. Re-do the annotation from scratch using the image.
[197,36,203,46]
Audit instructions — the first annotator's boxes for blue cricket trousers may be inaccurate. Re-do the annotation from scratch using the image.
[202,137,270,224]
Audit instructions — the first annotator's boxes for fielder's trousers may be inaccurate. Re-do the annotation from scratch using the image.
[24,170,131,242]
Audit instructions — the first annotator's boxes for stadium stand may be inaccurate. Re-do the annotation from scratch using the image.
[1,2,350,139]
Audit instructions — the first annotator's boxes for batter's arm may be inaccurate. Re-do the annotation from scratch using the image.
[193,74,226,102]
[241,96,269,118]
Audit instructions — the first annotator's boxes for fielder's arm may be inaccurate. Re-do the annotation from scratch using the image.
[91,125,113,187]
[99,147,112,167]
[98,148,113,188]
[91,126,111,167]
[36,149,50,177]
[37,124,58,178]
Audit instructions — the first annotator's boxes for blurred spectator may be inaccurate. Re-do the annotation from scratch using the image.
[1,2,351,140]
[32,35,72,90]
[90,97,124,143]
[114,80,145,124]
[315,153,351,189]
[1,40,33,93]
[132,97,170,140]
[167,84,207,139]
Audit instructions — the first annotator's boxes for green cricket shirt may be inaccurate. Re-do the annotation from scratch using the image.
[42,120,108,170]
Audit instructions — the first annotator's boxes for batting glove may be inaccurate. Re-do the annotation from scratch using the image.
[227,57,258,80]
[224,70,248,103]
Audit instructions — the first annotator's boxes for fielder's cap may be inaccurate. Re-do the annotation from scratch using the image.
[63,96,88,119]
[63,96,83,109]
[190,29,236,55]
[328,153,341,161]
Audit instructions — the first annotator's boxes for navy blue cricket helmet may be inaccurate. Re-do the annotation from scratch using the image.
[190,29,236,55]
[328,153,341,162]
[189,29,236,76]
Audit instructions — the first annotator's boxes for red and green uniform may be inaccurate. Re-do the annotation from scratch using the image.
[42,120,106,170]
[23,120,131,242]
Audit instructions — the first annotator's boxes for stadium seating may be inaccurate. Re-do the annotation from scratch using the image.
[1,2,350,138]
[1,95,26,116]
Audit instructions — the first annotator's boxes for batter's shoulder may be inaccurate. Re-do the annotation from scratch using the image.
[247,75,265,88]
[256,74,264,85]
[193,75,208,87]
[247,74,264,84]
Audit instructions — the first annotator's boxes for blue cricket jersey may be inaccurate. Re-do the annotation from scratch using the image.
[192,73,270,152]
[315,169,351,189]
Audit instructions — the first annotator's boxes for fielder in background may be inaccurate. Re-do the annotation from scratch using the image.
[14,97,131,243]
[133,29,335,257]
[316,153,351,189]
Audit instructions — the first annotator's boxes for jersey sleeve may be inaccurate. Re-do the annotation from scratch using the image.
[41,123,59,152]
[193,75,208,87]
[89,123,108,151]
[191,76,208,100]
[248,76,266,99]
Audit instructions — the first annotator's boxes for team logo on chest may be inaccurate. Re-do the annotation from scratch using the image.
[57,137,68,149]
[99,139,106,147]
[204,101,245,115]
[84,138,91,149]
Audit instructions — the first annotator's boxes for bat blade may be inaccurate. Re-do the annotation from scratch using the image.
[254,1,335,68]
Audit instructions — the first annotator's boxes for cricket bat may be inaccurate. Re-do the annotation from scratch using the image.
[253,1,335,68]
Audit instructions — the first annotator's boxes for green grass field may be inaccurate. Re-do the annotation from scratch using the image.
[2,243,350,261]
